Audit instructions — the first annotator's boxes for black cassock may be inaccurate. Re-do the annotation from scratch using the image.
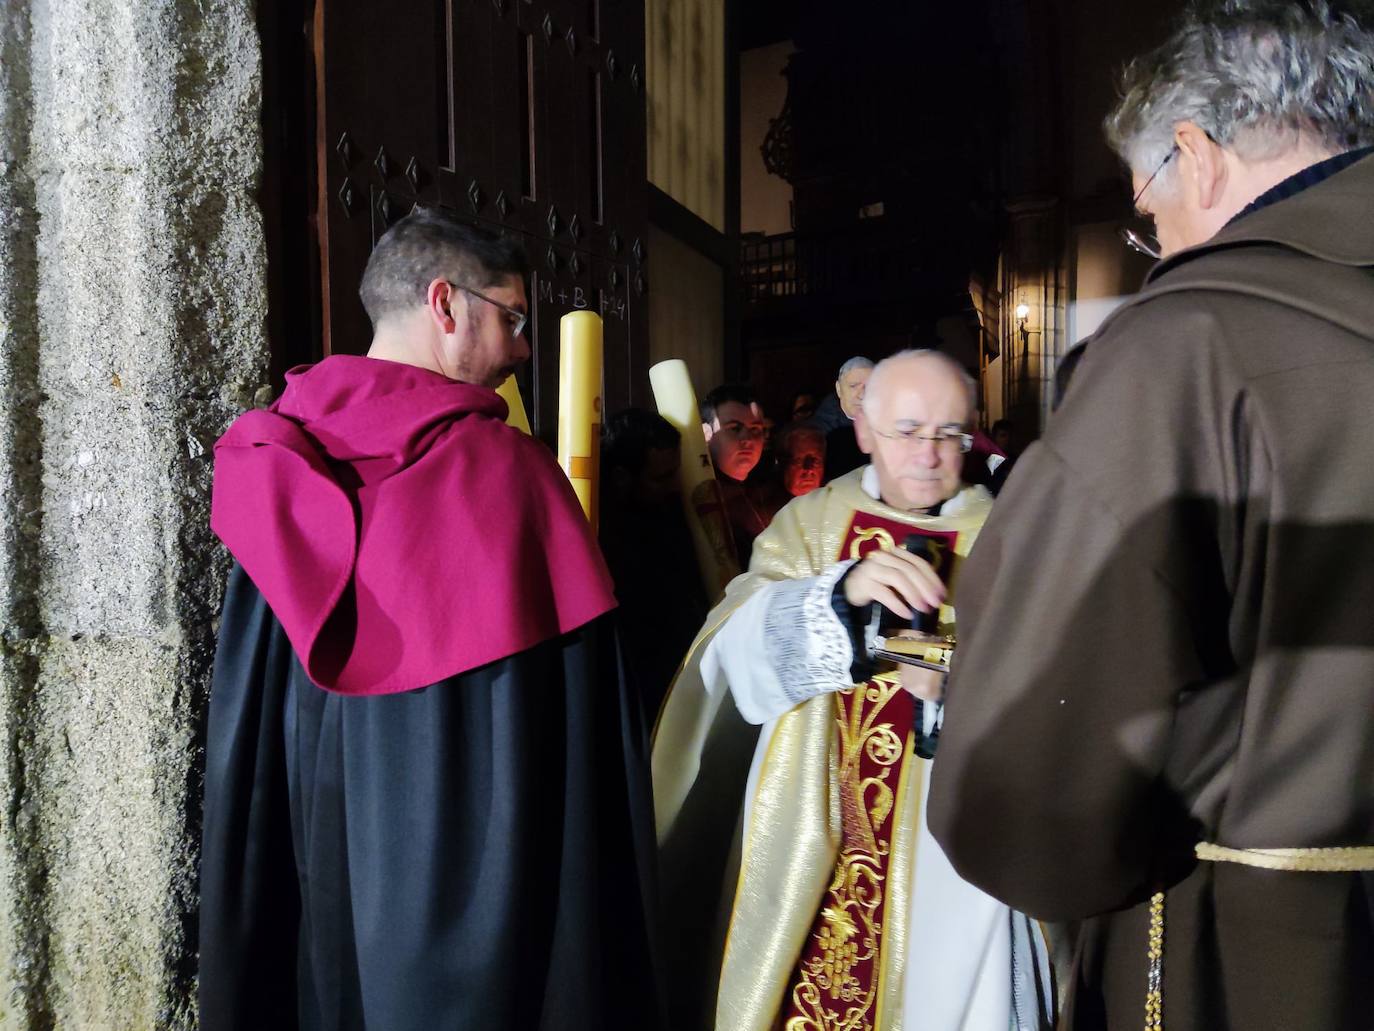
[199,564,662,1030]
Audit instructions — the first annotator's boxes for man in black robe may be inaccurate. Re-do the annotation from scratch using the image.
[198,210,661,1030]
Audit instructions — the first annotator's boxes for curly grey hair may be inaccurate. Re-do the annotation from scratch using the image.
[1106,1,1374,179]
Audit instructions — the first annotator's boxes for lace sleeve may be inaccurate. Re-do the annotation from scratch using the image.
[704,561,861,725]
[760,559,857,709]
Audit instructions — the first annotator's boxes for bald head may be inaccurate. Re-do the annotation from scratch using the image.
[861,350,975,423]
[856,350,976,512]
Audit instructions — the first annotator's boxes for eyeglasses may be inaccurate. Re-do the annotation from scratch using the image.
[870,424,973,453]
[1132,145,1178,210]
[1119,226,1162,260]
[1117,145,1179,261]
[446,281,528,337]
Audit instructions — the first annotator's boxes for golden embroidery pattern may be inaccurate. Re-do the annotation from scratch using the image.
[784,674,909,1031]
[847,527,896,561]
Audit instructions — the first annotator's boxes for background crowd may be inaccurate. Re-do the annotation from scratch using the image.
[598,355,1021,718]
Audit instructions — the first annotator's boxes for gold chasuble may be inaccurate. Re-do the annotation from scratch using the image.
[653,468,992,1031]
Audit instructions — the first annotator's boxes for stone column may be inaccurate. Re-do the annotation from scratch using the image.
[0,2,268,1026]
[1000,196,1067,439]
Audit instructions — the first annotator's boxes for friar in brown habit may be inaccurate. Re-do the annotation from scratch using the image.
[927,3,1374,1030]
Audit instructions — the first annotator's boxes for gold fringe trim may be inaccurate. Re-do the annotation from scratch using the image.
[1195,842,1374,872]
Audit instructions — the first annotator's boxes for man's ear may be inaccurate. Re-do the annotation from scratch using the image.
[702,420,715,442]
[853,409,875,455]
[1176,121,1226,211]
[426,278,459,334]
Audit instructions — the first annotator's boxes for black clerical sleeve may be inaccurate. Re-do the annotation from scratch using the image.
[199,562,301,1030]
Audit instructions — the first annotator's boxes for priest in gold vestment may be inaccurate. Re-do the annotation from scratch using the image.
[653,351,1054,1031]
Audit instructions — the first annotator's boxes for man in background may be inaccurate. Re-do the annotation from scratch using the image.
[773,421,826,498]
[986,418,1018,494]
[702,383,774,565]
[990,418,1015,455]
[811,356,874,482]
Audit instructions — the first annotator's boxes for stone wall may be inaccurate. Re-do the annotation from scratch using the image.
[0,2,268,1026]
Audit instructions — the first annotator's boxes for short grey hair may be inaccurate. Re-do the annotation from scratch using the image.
[861,350,977,422]
[1106,1,1374,179]
[837,356,875,380]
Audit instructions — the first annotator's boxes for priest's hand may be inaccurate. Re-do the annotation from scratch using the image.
[899,664,946,701]
[842,547,945,618]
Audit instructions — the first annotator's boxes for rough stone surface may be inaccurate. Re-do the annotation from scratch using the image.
[0,1,269,1026]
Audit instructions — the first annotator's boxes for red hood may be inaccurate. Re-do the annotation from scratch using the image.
[211,355,615,695]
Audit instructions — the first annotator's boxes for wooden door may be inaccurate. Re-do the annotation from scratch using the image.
[314,0,649,436]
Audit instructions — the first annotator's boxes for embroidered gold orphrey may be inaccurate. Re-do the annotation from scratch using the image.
[781,673,914,1031]
[776,510,959,1031]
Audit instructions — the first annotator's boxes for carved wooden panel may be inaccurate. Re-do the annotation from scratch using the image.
[315,0,649,436]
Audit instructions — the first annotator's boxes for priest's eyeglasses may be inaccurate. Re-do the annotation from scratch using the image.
[447,281,528,337]
[870,424,973,454]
